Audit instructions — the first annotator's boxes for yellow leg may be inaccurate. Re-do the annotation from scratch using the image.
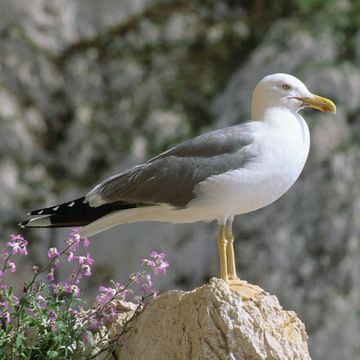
[222,219,264,299]
[217,224,228,281]
[225,219,240,281]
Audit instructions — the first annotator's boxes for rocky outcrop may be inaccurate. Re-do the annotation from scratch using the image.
[0,2,359,359]
[116,278,311,360]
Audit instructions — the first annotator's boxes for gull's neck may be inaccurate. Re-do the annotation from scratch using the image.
[255,107,310,146]
[251,102,295,122]
[251,95,273,121]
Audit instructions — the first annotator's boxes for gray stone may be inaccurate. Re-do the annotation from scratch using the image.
[117,278,311,360]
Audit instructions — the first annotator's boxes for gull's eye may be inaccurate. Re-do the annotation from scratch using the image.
[282,83,291,90]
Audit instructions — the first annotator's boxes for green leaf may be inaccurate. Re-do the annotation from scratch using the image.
[47,350,59,359]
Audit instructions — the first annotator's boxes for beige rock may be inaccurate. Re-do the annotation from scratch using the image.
[116,278,311,360]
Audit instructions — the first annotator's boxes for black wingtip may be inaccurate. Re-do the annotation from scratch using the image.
[18,220,28,229]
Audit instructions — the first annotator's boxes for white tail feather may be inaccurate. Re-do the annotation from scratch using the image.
[79,206,162,238]
[24,215,51,227]
[79,203,205,238]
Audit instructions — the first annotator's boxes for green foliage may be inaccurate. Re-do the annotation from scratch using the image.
[0,232,169,359]
[0,283,85,359]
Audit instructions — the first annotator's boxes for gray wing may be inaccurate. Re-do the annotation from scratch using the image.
[86,124,255,207]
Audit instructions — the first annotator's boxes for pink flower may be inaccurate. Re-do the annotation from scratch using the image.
[47,267,55,282]
[72,285,80,297]
[150,251,165,260]
[8,261,16,273]
[0,301,11,324]
[98,286,116,295]
[47,247,59,260]
[1,250,9,260]
[55,282,81,297]
[140,274,153,292]
[49,310,58,333]
[67,252,76,262]
[53,258,60,268]
[96,286,117,305]
[153,260,169,276]
[35,293,48,308]
[66,229,81,252]
[81,264,92,277]
[7,234,28,256]
[128,272,140,283]
[49,310,58,320]
[140,259,156,268]
[69,228,90,247]
[78,253,94,265]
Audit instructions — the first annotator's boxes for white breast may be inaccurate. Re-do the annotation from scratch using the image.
[192,111,310,222]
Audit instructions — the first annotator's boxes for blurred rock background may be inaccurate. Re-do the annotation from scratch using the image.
[0,1,359,359]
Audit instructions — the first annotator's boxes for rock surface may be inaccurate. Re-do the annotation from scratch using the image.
[116,278,311,360]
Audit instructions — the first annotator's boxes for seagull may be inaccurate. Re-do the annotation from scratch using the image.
[20,73,336,292]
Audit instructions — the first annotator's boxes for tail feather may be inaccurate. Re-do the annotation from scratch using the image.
[20,197,137,229]
[79,206,160,238]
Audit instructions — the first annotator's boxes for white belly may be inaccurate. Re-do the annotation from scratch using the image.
[189,115,310,223]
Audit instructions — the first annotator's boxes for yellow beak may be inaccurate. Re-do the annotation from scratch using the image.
[299,94,336,113]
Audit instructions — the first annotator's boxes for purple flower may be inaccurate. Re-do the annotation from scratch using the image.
[89,319,100,331]
[78,253,94,265]
[64,283,80,297]
[67,252,76,262]
[96,283,124,305]
[141,251,169,276]
[69,308,78,317]
[128,272,140,283]
[81,264,92,277]
[69,228,89,247]
[35,293,48,308]
[99,286,116,295]
[47,247,59,260]
[153,260,169,276]
[140,259,156,268]
[53,258,60,268]
[82,332,90,346]
[1,250,9,260]
[0,270,3,278]
[140,274,153,292]
[0,301,11,324]
[150,251,165,260]
[13,295,19,305]
[49,310,58,320]
[8,261,16,273]
[48,310,58,333]
[53,282,80,297]
[7,234,28,256]
[66,229,82,252]
[47,267,55,282]
[72,285,81,297]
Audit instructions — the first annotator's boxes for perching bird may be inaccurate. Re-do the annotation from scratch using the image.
[21,73,336,292]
